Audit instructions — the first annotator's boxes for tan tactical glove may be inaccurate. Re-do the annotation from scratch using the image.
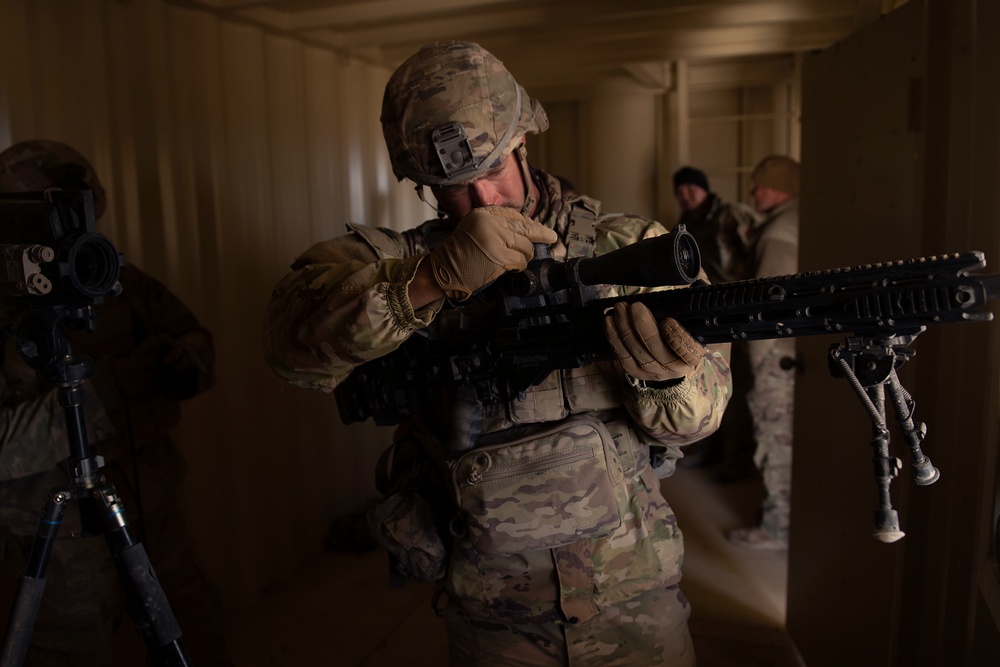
[429,205,559,301]
[604,301,706,382]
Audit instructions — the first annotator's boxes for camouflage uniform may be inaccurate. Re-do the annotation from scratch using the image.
[744,198,799,540]
[677,193,756,286]
[263,168,731,665]
[0,139,230,666]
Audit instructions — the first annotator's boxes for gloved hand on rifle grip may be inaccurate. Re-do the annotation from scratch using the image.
[604,301,706,382]
[429,205,559,301]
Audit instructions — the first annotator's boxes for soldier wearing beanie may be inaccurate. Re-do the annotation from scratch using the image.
[670,166,758,481]
[264,41,733,666]
[672,166,757,284]
[728,154,801,550]
[673,166,709,195]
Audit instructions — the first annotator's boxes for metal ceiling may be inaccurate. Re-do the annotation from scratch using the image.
[172,0,875,90]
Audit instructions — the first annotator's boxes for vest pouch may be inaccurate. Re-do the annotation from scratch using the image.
[367,434,450,583]
[450,415,625,556]
[368,489,447,582]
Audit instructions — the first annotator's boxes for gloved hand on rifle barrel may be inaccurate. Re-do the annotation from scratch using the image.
[604,301,706,383]
[429,205,558,301]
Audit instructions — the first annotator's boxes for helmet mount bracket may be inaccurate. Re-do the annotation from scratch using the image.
[432,122,480,181]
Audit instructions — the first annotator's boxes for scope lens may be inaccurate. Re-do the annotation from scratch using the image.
[66,233,120,297]
[675,234,701,283]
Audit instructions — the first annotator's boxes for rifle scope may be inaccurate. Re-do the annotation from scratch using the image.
[505,224,701,297]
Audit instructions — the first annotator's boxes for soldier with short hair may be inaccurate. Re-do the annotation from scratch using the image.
[0,140,232,666]
[727,154,801,550]
[263,42,732,665]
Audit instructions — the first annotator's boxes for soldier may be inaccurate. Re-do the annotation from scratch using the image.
[671,166,758,480]
[672,165,756,285]
[727,154,800,550]
[0,140,232,665]
[263,42,731,665]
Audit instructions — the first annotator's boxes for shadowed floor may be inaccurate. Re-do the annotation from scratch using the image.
[0,463,801,665]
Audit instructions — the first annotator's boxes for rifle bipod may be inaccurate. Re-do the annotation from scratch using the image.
[829,333,941,543]
[0,305,191,667]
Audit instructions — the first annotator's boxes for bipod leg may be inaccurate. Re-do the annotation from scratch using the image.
[830,345,905,542]
[93,483,191,667]
[883,369,940,486]
[863,384,905,543]
[0,489,71,667]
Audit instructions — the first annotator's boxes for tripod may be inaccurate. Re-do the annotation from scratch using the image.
[0,304,191,667]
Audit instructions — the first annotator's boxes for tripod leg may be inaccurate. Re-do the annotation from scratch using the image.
[93,483,192,667]
[0,489,70,667]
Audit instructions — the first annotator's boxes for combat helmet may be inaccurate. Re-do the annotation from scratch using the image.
[381,41,548,188]
[751,155,800,198]
[0,140,107,219]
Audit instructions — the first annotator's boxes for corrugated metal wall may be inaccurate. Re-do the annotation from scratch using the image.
[0,0,811,622]
[0,0,424,609]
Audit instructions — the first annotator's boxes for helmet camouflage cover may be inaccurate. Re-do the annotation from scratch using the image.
[0,139,107,219]
[751,154,800,198]
[381,41,548,187]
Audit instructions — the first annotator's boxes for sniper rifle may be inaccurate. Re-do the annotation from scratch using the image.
[333,226,1000,542]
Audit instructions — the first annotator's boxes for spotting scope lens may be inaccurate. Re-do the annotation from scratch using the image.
[0,189,122,304]
[64,233,121,299]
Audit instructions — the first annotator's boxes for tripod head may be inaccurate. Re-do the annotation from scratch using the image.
[0,187,121,361]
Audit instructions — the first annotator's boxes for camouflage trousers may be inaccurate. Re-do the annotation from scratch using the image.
[746,350,795,539]
[0,441,231,667]
[443,583,694,666]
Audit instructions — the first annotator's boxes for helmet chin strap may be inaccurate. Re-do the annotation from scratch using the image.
[413,184,449,219]
[514,144,536,217]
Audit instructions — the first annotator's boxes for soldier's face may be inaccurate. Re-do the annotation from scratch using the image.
[675,184,708,212]
[431,152,527,220]
[751,184,783,213]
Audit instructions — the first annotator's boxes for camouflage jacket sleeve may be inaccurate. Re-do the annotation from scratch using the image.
[82,265,215,440]
[123,265,215,398]
[262,225,442,391]
[595,215,732,446]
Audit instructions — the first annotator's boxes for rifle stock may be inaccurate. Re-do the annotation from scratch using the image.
[333,241,1000,542]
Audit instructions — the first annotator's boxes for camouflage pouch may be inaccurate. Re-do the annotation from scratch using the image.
[367,435,450,582]
[368,489,447,582]
[450,414,625,556]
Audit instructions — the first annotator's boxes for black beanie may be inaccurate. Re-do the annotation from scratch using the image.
[673,166,710,193]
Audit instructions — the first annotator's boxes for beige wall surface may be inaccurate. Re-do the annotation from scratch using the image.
[0,0,810,622]
[0,0,426,611]
[530,60,799,229]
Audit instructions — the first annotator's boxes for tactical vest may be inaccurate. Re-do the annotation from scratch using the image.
[356,201,681,615]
